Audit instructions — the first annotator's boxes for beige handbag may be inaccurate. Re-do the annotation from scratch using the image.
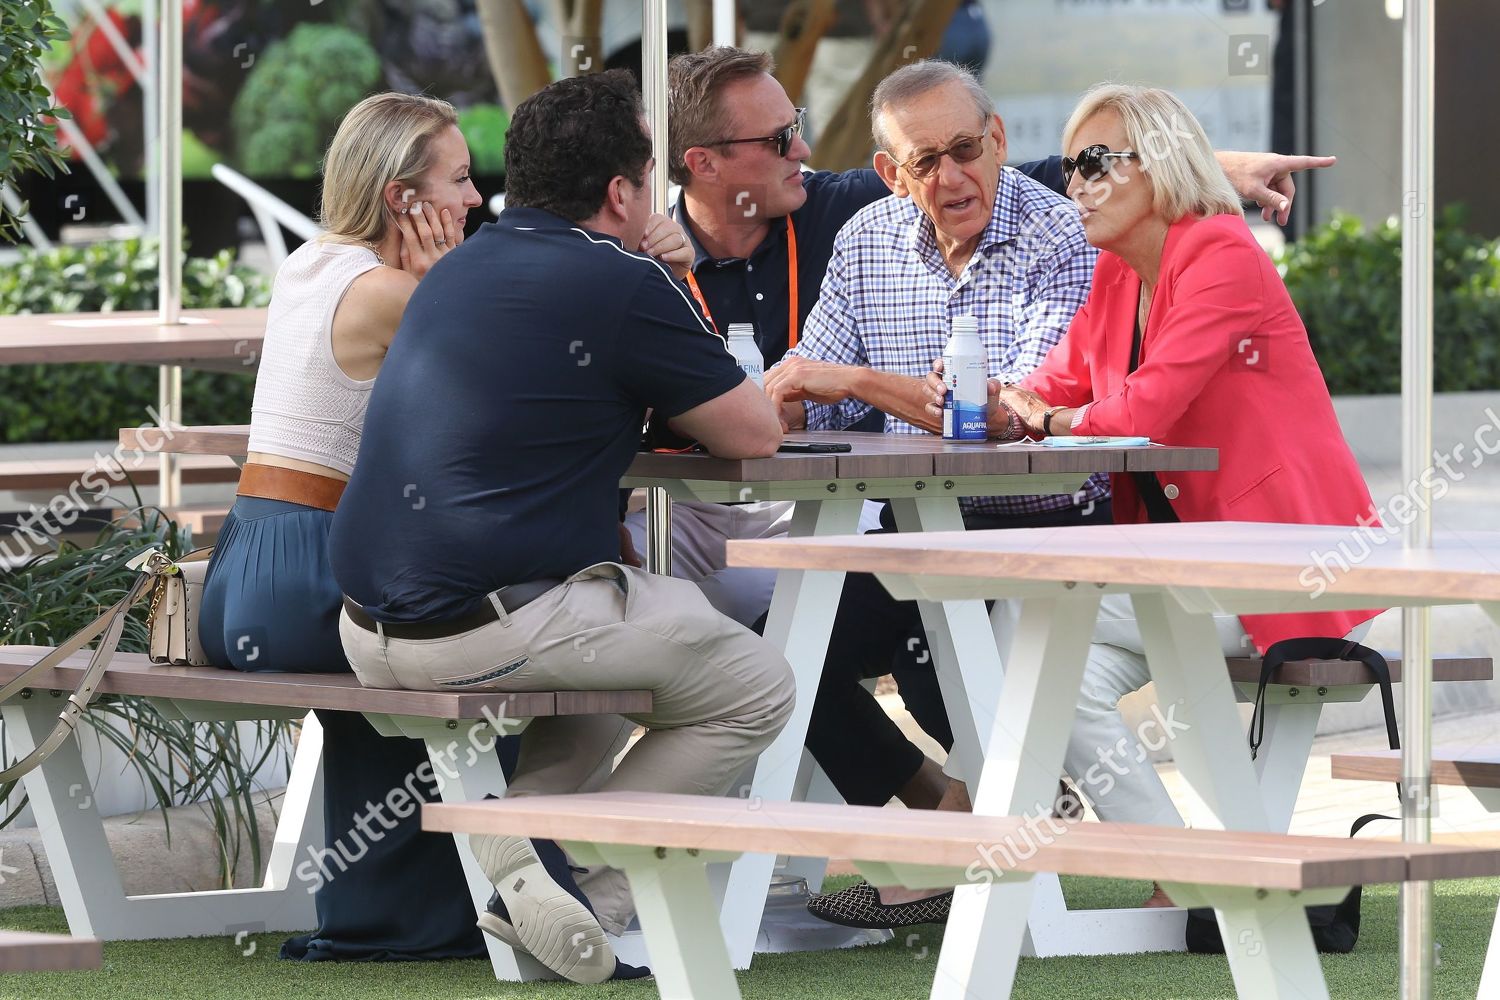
[0,547,207,785]
[145,547,214,666]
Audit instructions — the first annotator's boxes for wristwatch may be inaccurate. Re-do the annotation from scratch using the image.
[1042,405,1067,436]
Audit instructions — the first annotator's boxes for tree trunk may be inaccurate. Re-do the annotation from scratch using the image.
[809,0,961,171]
[476,0,552,111]
[772,0,839,105]
[563,0,606,76]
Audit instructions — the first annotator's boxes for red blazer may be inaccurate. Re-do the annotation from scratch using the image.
[1021,213,1382,652]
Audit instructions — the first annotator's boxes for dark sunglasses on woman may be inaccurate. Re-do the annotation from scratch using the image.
[1062,144,1143,186]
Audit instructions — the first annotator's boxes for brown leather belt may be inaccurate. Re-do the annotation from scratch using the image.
[341,578,564,641]
[237,462,346,512]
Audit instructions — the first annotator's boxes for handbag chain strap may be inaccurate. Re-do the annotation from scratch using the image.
[0,549,179,786]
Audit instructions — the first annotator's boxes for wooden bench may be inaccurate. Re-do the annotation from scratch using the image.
[1222,654,1490,832]
[425,791,1500,1000]
[0,930,101,972]
[0,455,241,493]
[1332,744,1500,996]
[0,645,649,983]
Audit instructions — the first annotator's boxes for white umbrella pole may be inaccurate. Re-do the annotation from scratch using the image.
[1399,1,1435,996]
[713,0,735,45]
[157,0,183,508]
[643,0,672,574]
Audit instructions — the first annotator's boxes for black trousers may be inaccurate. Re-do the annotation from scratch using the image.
[803,498,1113,807]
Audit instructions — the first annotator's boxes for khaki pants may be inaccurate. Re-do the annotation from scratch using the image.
[342,562,795,934]
[341,561,796,800]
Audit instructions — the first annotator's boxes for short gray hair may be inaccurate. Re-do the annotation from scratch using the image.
[1061,84,1242,221]
[870,60,994,154]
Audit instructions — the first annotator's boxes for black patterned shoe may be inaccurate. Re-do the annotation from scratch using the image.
[806,880,953,929]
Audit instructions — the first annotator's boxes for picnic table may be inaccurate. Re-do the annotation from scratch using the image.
[727,520,1500,998]
[120,423,1216,972]
[0,308,266,372]
[0,308,266,510]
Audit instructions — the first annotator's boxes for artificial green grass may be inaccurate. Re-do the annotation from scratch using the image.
[1,875,1493,999]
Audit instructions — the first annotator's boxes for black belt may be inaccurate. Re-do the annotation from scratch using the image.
[342,578,563,641]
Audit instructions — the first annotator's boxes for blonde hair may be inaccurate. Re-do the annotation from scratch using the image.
[1061,84,1241,221]
[318,92,460,244]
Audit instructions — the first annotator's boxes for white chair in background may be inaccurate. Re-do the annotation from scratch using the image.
[210,163,322,269]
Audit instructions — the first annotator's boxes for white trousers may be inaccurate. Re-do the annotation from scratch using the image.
[1061,594,1371,826]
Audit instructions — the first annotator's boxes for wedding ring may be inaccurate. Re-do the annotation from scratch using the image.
[435,238,447,245]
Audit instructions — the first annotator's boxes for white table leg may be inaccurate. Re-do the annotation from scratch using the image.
[719,497,864,970]
[1481,894,1500,999]
[1250,701,1323,832]
[887,497,1005,785]
[930,593,1102,1000]
[585,845,744,1000]
[778,754,842,892]
[1131,593,1272,832]
[1,699,319,940]
[387,716,551,983]
[1164,883,1341,1000]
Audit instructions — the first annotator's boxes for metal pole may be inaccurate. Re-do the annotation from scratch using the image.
[142,0,158,231]
[157,0,183,509]
[1289,0,1312,240]
[1399,2,1435,997]
[713,0,735,46]
[643,0,672,574]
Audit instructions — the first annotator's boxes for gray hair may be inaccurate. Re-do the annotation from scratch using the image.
[870,60,994,154]
[1061,84,1242,221]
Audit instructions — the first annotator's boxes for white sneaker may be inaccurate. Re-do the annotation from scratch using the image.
[468,833,615,984]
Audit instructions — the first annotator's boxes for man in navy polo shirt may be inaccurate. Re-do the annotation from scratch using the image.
[328,71,792,984]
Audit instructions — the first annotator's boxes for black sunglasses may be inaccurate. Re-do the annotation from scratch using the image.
[892,124,988,180]
[1062,144,1142,186]
[708,108,807,158]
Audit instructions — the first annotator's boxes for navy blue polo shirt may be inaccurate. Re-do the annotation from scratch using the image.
[673,158,1066,367]
[329,206,746,624]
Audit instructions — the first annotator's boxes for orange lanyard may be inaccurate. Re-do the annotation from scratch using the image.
[684,217,799,349]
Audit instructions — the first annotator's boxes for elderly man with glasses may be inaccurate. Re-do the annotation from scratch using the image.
[762,59,1123,930]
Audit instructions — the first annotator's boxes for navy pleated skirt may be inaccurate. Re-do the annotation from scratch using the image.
[200,495,487,961]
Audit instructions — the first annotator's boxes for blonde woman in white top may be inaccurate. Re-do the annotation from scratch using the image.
[198,93,487,962]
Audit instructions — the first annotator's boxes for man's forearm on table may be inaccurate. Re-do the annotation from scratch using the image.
[850,367,942,435]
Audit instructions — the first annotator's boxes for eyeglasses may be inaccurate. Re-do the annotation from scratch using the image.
[707,108,808,158]
[891,123,988,180]
[1062,144,1142,186]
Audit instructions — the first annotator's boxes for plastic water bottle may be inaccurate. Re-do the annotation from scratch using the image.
[727,323,764,388]
[942,315,988,441]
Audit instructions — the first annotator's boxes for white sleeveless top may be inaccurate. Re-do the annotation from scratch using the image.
[247,241,383,476]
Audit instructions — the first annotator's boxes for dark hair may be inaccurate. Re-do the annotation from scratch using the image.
[667,46,775,187]
[503,70,652,223]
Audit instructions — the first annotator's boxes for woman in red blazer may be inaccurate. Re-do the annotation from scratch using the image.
[926,86,1381,903]
[994,86,1381,653]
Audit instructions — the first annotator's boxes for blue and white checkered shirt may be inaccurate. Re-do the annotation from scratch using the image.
[783,166,1110,516]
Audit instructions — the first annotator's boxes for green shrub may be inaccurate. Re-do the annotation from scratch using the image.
[458,103,509,176]
[0,239,270,443]
[231,24,382,179]
[1274,207,1500,395]
[0,0,70,244]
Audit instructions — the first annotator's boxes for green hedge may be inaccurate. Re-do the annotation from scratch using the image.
[1274,207,1500,396]
[0,239,270,443]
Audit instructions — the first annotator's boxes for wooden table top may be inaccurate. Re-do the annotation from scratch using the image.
[0,931,101,972]
[0,308,266,366]
[1331,747,1500,790]
[118,425,1217,483]
[728,520,1500,603]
